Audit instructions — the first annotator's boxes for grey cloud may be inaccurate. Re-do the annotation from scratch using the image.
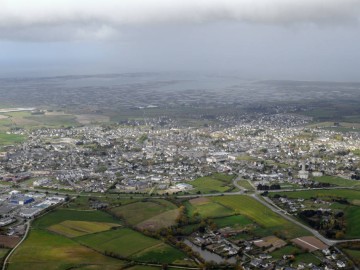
[0,0,360,41]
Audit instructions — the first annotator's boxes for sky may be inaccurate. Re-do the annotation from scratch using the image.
[1,0,360,81]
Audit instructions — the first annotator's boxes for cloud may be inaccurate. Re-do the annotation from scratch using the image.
[0,0,360,41]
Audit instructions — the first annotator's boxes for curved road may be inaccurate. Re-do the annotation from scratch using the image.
[232,178,360,246]
[2,221,30,270]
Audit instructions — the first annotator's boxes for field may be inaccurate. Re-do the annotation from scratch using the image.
[109,199,178,230]
[211,195,308,239]
[0,236,21,248]
[32,209,120,230]
[0,111,80,131]
[48,220,120,238]
[271,189,360,203]
[344,206,360,238]
[271,189,360,239]
[0,248,9,260]
[306,121,360,132]
[76,228,186,263]
[270,245,321,265]
[343,249,360,266]
[236,179,255,191]
[313,176,360,188]
[0,133,25,148]
[136,209,179,231]
[189,173,236,194]
[212,215,252,229]
[186,198,235,218]
[8,230,125,270]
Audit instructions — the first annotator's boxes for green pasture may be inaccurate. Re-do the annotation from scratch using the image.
[48,220,120,238]
[212,215,252,228]
[76,228,185,263]
[313,176,360,188]
[8,230,124,270]
[189,173,236,194]
[211,195,308,239]
[185,200,235,218]
[109,199,177,226]
[271,189,360,203]
[32,209,120,230]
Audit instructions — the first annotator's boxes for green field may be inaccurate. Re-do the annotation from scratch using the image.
[0,248,9,260]
[270,245,320,265]
[0,133,25,148]
[32,209,120,230]
[48,220,120,238]
[185,198,235,218]
[189,173,236,194]
[8,230,124,270]
[313,176,360,188]
[343,249,360,266]
[212,215,252,228]
[271,189,360,203]
[0,111,80,132]
[211,195,308,239]
[344,207,360,238]
[109,199,178,229]
[24,115,79,127]
[236,180,255,191]
[136,208,179,230]
[76,228,186,263]
[271,189,360,239]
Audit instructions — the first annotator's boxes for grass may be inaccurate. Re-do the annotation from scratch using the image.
[236,180,255,191]
[271,189,360,203]
[76,228,186,263]
[189,173,236,194]
[0,133,25,147]
[32,209,120,230]
[0,111,80,131]
[270,245,301,258]
[24,115,79,127]
[109,199,177,226]
[133,243,186,264]
[344,206,360,239]
[313,176,360,188]
[136,208,179,231]
[212,215,252,229]
[211,195,308,239]
[185,200,235,218]
[76,228,160,257]
[270,245,320,265]
[343,249,360,266]
[8,229,124,270]
[0,248,9,260]
[48,220,120,238]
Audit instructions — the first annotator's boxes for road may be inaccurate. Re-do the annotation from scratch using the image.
[232,178,360,246]
[17,180,360,250]
[2,221,30,270]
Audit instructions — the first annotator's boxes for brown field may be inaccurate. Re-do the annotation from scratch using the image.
[0,235,21,248]
[136,209,179,231]
[189,197,210,206]
[0,115,8,120]
[291,236,328,252]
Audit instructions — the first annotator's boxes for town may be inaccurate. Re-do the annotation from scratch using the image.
[0,111,359,269]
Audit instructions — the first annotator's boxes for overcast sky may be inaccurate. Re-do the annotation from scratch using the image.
[1,0,360,81]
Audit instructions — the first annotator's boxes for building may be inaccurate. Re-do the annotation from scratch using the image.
[19,208,42,219]
[10,195,34,205]
[298,162,309,179]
